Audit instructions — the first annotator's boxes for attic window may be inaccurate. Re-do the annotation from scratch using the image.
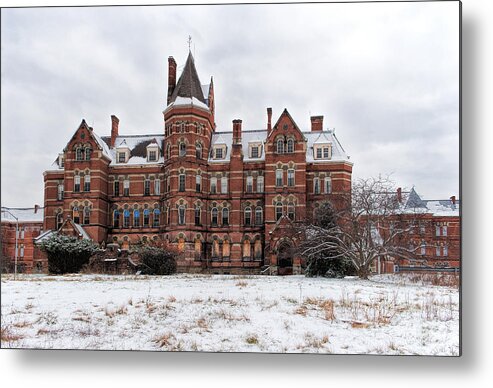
[118,152,126,163]
[249,143,262,158]
[148,150,157,162]
[314,145,331,160]
[215,147,223,159]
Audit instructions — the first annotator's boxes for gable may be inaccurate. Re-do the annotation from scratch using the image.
[267,108,305,143]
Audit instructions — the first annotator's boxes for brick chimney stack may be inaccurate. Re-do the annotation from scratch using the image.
[233,119,242,145]
[397,187,402,203]
[110,115,120,147]
[310,115,324,131]
[167,56,177,105]
[34,204,39,214]
[267,107,272,132]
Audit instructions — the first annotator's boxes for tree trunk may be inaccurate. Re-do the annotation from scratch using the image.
[357,266,371,279]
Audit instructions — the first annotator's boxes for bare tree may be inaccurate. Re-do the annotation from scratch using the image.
[299,176,420,279]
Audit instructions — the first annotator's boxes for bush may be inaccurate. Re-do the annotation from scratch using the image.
[138,246,177,275]
[39,234,98,274]
[305,254,355,278]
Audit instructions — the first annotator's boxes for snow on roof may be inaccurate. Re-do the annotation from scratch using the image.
[92,130,112,159]
[165,96,210,112]
[1,207,44,223]
[400,189,460,216]
[208,128,350,164]
[73,223,91,239]
[108,134,165,166]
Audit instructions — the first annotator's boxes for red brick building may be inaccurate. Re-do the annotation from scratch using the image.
[374,188,460,274]
[1,206,45,273]
[42,52,353,274]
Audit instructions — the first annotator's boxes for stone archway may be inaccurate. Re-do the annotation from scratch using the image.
[277,240,294,276]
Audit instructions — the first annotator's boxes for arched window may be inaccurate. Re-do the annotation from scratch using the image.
[56,212,63,230]
[257,176,264,193]
[254,239,263,260]
[76,147,83,161]
[223,240,230,258]
[85,148,92,161]
[153,208,160,227]
[275,202,283,221]
[179,173,186,192]
[133,209,140,227]
[73,206,80,224]
[244,207,252,226]
[212,239,220,258]
[287,169,295,187]
[211,207,218,226]
[178,236,185,252]
[143,209,150,227]
[255,206,263,225]
[179,142,186,157]
[178,205,186,225]
[83,206,90,225]
[276,139,284,154]
[222,208,229,226]
[74,175,81,192]
[196,143,202,159]
[84,173,91,192]
[113,210,120,228]
[287,139,294,153]
[313,177,320,194]
[166,143,171,159]
[210,177,217,194]
[195,238,202,258]
[196,175,202,192]
[243,240,251,260]
[246,176,253,193]
[123,209,130,228]
[195,206,201,226]
[57,183,64,201]
[154,179,160,195]
[287,202,295,221]
[324,177,332,194]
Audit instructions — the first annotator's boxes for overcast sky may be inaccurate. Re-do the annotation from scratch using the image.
[1,1,459,207]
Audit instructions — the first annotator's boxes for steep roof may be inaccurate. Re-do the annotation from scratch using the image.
[170,52,206,104]
[1,207,44,223]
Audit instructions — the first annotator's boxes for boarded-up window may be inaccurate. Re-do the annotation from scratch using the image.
[223,240,230,258]
[243,240,251,259]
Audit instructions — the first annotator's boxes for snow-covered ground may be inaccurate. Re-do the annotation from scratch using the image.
[0,274,459,355]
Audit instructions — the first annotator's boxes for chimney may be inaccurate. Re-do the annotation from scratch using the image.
[110,115,119,147]
[397,187,402,203]
[310,115,324,131]
[267,107,272,132]
[34,204,39,214]
[167,56,177,105]
[233,119,242,145]
[450,195,456,205]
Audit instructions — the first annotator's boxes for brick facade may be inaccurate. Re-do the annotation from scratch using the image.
[42,52,354,275]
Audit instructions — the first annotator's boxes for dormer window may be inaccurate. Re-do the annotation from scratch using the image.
[215,147,223,159]
[249,143,262,158]
[314,144,332,160]
[147,142,159,162]
[118,152,126,163]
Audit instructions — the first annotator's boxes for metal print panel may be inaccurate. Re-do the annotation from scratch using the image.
[1,1,460,355]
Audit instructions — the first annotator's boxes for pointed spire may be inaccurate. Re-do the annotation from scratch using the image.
[169,52,206,104]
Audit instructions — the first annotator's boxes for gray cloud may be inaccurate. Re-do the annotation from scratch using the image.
[1,2,459,206]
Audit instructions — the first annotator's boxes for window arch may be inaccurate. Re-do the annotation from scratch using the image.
[113,210,120,228]
[83,206,91,225]
[276,139,284,154]
[166,143,171,159]
[179,142,186,157]
[75,147,83,161]
[223,239,230,259]
[222,208,229,226]
[143,209,150,227]
[133,209,140,227]
[243,239,251,260]
[196,143,202,159]
[275,202,283,221]
[56,211,63,230]
[212,239,220,258]
[153,208,160,227]
[195,205,201,226]
[178,205,186,225]
[123,209,130,228]
[287,202,295,221]
[72,206,80,224]
[313,177,320,194]
[85,147,92,161]
[196,175,202,192]
[74,174,81,192]
[244,206,252,226]
[287,139,294,153]
[211,207,218,226]
[255,206,263,225]
[84,173,91,192]
[254,239,263,260]
[179,173,186,192]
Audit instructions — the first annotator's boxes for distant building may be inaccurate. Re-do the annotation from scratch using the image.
[41,51,353,275]
[374,188,460,274]
[1,206,45,273]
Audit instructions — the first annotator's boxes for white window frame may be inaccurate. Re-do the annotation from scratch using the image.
[221,176,228,194]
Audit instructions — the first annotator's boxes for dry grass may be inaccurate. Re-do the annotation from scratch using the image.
[294,305,308,316]
[351,321,371,329]
[1,324,24,343]
[245,335,259,345]
[154,332,175,348]
[235,280,248,288]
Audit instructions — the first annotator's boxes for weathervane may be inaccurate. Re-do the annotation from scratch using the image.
[188,35,192,52]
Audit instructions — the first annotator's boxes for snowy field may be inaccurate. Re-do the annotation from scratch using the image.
[1,274,459,355]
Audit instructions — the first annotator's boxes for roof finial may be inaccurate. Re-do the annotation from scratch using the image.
[188,35,192,52]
